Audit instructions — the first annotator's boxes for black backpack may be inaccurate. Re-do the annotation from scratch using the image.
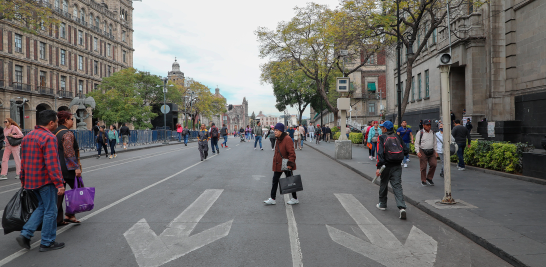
[383,133,404,162]
[211,127,219,138]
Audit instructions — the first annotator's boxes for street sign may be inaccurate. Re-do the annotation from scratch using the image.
[336,77,350,93]
[160,105,170,114]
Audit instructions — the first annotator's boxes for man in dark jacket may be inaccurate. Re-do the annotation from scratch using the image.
[321,126,327,141]
[375,121,408,220]
[452,119,471,170]
[220,124,228,148]
[210,123,220,154]
[119,123,130,150]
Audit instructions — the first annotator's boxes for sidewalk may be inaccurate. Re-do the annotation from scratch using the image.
[305,139,546,267]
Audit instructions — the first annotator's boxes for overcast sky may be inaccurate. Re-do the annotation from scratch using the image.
[132,0,336,118]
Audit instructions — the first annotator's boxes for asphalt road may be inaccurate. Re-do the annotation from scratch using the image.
[0,137,510,267]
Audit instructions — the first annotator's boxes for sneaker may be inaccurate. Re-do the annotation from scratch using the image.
[421,181,427,186]
[225,146,228,148]
[426,179,434,186]
[459,167,465,171]
[96,155,100,159]
[369,156,373,160]
[39,242,65,252]
[407,159,410,162]
[221,144,224,148]
[114,154,117,158]
[376,203,386,210]
[399,209,407,220]
[109,155,113,159]
[16,235,31,249]
[401,162,404,165]
[15,175,20,179]
[272,148,274,151]
[254,148,256,150]
[287,198,299,205]
[0,175,7,180]
[261,148,263,150]
[264,198,276,205]
[440,172,444,178]
[404,164,408,168]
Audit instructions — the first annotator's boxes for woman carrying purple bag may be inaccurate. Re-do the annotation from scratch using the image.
[53,111,82,226]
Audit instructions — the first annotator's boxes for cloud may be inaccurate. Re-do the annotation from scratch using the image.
[133,0,334,117]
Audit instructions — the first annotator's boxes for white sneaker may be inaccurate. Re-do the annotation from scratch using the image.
[264,198,276,205]
[261,148,263,150]
[369,156,373,160]
[272,148,274,151]
[407,159,410,162]
[459,167,465,171]
[0,175,7,180]
[15,175,20,179]
[376,203,386,211]
[287,198,299,205]
[254,148,256,150]
[399,209,407,220]
[404,164,408,168]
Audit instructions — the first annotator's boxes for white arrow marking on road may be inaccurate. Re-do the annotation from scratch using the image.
[124,189,233,267]
[326,194,437,267]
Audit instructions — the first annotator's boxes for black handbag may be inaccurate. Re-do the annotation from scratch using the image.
[7,136,22,146]
[279,171,303,194]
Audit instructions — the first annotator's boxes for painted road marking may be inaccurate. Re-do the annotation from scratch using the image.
[326,194,437,267]
[0,187,20,195]
[0,155,217,266]
[124,189,233,267]
[284,194,303,267]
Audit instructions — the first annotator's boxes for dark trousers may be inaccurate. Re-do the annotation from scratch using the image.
[97,142,108,156]
[57,177,76,224]
[270,138,276,149]
[271,171,297,200]
[419,153,437,181]
[379,164,406,210]
[211,138,219,153]
[109,139,116,155]
[457,144,466,168]
[198,141,209,160]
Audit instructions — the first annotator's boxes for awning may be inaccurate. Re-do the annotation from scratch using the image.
[368,83,376,92]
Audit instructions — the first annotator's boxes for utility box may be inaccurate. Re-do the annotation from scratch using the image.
[336,77,350,93]
[337,98,350,111]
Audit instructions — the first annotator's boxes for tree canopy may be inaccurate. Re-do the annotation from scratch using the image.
[0,0,59,34]
[183,78,227,129]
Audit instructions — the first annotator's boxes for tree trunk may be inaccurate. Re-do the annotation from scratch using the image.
[317,82,339,126]
[400,61,414,119]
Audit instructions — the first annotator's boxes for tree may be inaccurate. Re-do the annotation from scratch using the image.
[88,68,157,129]
[184,78,227,130]
[134,71,184,108]
[0,0,59,34]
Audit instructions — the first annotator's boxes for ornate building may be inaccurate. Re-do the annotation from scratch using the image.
[167,58,184,85]
[0,0,133,129]
[200,88,248,132]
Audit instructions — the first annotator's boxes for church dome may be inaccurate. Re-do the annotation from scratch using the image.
[172,58,180,72]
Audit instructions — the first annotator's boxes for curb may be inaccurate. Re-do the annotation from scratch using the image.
[307,144,526,267]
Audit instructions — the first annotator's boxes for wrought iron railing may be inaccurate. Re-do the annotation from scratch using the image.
[58,90,74,98]
[13,82,32,92]
[38,86,54,95]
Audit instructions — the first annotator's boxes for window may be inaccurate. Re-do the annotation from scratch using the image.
[122,30,126,42]
[78,55,83,70]
[78,80,83,94]
[14,34,22,53]
[60,49,66,65]
[73,7,78,18]
[432,28,437,44]
[368,102,375,115]
[109,25,112,36]
[103,21,106,32]
[39,42,46,59]
[425,70,430,97]
[94,84,98,90]
[62,0,67,13]
[94,60,98,75]
[411,76,415,101]
[54,0,59,9]
[424,24,428,48]
[108,65,111,76]
[60,23,66,38]
[90,14,94,25]
[60,76,66,91]
[95,17,100,28]
[93,37,98,51]
[122,50,126,63]
[78,30,83,45]
[418,73,422,99]
[107,43,111,56]
[367,54,375,64]
[15,65,23,83]
[39,71,46,87]
[80,8,85,23]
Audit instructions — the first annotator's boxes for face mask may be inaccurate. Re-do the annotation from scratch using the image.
[440,128,443,131]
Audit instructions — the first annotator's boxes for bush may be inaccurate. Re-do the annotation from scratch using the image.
[448,140,531,173]
[393,124,412,129]
[349,133,363,144]
[333,132,340,140]
[332,126,339,133]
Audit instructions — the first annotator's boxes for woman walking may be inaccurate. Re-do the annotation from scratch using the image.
[293,126,300,150]
[264,123,299,205]
[1,118,23,180]
[108,125,119,159]
[53,111,82,225]
[267,125,276,150]
[176,123,183,142]
[367,121,382,160]
[96,126,109,159]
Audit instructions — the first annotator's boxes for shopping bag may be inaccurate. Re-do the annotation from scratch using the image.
[279,171,303,194]
[65,176,95,214]
[2,188,39,235]
[367,142,373,150]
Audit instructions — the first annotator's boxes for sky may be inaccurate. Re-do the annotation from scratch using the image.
[132,0,337,118]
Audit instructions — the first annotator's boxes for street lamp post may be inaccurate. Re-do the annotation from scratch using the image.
[162,78,169,145]
[396,0,402,126]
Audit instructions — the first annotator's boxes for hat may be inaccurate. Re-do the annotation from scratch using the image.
[423,119,432,125]
[317,124,320,127]
[379,121,394,130]
[270,125,274,128]
[274,123,285,132]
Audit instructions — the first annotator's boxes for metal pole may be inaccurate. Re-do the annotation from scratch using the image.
[439,65,455,204]
[163,79,168,145]
[396,0,402,126]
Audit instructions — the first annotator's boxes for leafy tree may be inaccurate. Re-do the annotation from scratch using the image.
[134,71,184,108]
[184,78,227,130]
[0,0,59,34]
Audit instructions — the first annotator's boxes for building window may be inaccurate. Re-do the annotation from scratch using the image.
[14,34,22,53]
[418,73,422,99]
[60,76,66,91]
[39,71,47,87]
[108,65,111,76]
[367,54,375,64]
[73,7,78,18]
[62,0,67,13]
[90,14,94,25]
[425,70,430,97]
[432,28,437,44]
[411,76,415,101]
[78,30,83,45]
[80,8,85,23]
[78,55,83,70]
[94,84,98,90]
[122,30,126,42]
[107,43,111,56]
[369,102,375,115]
[15,65,23,83]
[103,21,106,32]
[54,0,59,9]
[60,23,66,38]
[95,17,100,28]
[94,60,98,75]
[78,80,83,94]
[60,49,66,65]
[109,25,112,35]
[122,50,126,63]
[39,42,46,59]
[93,37,98,51]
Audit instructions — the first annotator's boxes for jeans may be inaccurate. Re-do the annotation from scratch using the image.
[270,138,276,149]
[378,164,406,210]
[21,184,58,246]
[211,138,219,153]
[97,142,108,156]
[457,144,465,168]
[254,136,262,148]
[222,135,228,146]
[184,135,188,145]
[371,142,377,157]
[300,138,304,148]
[109,140,116,155]
[271,171,297,200]
[1,145,20,175]
[177,132,182,142]
[309,132,314,140]
[402,143,410,164]
[439,153,445,175]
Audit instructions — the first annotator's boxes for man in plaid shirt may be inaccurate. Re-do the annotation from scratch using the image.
[16,110,66,252]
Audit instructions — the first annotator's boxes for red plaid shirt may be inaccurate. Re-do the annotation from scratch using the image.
[20,126,64,189]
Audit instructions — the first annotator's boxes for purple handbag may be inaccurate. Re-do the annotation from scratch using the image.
[65,176,95,214]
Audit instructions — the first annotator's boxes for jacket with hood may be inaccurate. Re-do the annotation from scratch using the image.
[272,132,296,172]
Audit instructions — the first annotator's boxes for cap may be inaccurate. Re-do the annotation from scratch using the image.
[423,119,432,125]
[379,121,394,130]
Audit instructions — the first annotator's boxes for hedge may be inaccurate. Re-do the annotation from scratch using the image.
[331,132,363,144]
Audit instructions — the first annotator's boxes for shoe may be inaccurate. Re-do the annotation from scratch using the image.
[264,198,276,205]
[399,209,407,220]
[221,144,224,148]
[0,175,7,180]
[109,155,113,159]
[217,150,220,154]
[369,156,373,160]
[376,203,386,211]
[15,175,20,179]
[201,159,203,161]
[407,159,410,162]
[16,235,31,249]
[261,148,263,150]
[212,152,216,154]
[440,172,444,178]
[272,148,274,150]
[114,154,117,158]
[39,242,65,252]
[404,164,407,168]
[96,155,100,159]
[205,155,208,159]
[459,167,465,171]
[287,198,299,205]
[254,148,256,150]
[421,181,427,186]
[185,144,187,146]
[401,162,404,165]
[225,146,228,148]
[426,179,434,186]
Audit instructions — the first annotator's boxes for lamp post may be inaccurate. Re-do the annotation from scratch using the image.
[396,0,402,127]
[158,78,173,145]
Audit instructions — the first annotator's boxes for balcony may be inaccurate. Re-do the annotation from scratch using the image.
[12,82,32,92]
[91,26,102,34]
[75,18,88,27]
[58,90,74,98]
[38,86,54,95]
[105,33,116,40]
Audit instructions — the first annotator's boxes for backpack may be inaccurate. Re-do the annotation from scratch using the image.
[383,133,404,162]
[211,127,219,138]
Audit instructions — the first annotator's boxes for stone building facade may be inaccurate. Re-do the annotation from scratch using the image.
[385,0,546,147]
[199,88,248,132]
[0,0,133,129]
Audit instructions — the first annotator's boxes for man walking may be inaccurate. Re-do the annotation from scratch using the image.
[182,126,190,146]
[315,125,322,144]
[375,121,408,220]
[210,123,220,154]
[452,119,471,171]
[465,118,473,133]
[396,120,413,168]
[120,123,130,150]
[16,110,66,252]
[415,119,437,186]
[253,122,263,150]
[435,123,455,177]
[298,124,305,149]
[325,126,331,143]
[321,125,327,141]
[220,124,228,148]
[308,124,315,142]
[197,124,210,161]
